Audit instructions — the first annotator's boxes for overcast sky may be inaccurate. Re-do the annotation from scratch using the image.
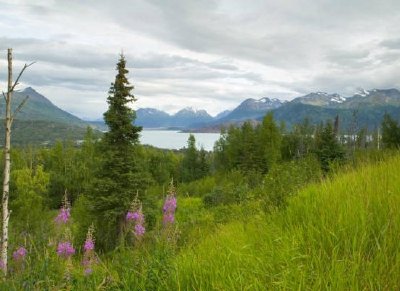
[0,0,399,119]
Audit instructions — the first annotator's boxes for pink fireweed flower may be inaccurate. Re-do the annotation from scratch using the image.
[82,225,96,275]
[57,241,75,258]
[163,213,175,224]
[13,247,27,261]
[134,224,145,237]
[163,196,177,213]
[55,207,70,224]
[126,211,135,221]
[84,238,94,251]
[163,189,177,226]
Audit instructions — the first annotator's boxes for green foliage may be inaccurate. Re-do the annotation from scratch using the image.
[203,170,251,207]
[261,155,322,210]
[381,113,400,149]
[281,118,315,159]
[11,165,50,232]
[181,134,210,182]
[314,120,345,172]
[214,113,282,173]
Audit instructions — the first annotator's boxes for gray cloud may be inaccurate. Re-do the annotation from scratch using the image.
[0,0,399,119]
[380,38,400,50]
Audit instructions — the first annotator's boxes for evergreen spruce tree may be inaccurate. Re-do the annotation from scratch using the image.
[381,113,400,149]
[181,134,199,182]
[90,54,147,249]
[314,121,345,172]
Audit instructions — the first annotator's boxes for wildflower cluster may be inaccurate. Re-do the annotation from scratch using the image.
[163,183,177,225]
[126,195,146,239]
[82,224,97,275]
[12,247,27,262]
[54,194,75,261]
[55,194,71,224]
[57,242,75,258]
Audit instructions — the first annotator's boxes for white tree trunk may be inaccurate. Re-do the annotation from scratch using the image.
[2,48,12,275]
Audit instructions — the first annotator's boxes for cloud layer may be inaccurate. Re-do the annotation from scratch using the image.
[0,0,399,119]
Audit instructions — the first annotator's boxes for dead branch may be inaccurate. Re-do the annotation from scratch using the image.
[9,61,36,93]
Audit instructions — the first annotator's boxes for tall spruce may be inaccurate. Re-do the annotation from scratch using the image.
[314,120,344,172]
[91,54,145,249]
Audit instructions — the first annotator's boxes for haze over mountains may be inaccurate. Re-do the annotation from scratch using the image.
[136,88,400,131]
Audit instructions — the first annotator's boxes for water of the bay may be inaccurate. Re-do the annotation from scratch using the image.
[140,130,221,151]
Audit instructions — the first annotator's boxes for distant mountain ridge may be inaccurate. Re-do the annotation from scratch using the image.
[136,107,214,128]
[135,88,400,132]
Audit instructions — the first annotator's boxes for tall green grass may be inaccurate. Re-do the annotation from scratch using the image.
[2,155,400,290]
[166,155,400,290]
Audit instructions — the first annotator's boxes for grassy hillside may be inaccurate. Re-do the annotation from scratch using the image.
[165,155,400,290]
[2,154,399,289]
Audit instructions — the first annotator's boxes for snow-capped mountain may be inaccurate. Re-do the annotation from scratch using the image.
[292,92,346,106]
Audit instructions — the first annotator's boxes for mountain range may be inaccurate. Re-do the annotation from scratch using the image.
[136,88,400,132]
[2,87,399,145]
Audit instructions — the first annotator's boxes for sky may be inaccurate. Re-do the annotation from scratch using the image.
[0,0,399,120]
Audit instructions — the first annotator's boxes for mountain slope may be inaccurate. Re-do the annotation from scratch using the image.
[219,97,283,122]
[0,87,97,145]
[269,102,400,130]
[4,87,87,126]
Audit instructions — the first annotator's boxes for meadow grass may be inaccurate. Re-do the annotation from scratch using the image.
[2,155,400,290]
[166,155,400,290]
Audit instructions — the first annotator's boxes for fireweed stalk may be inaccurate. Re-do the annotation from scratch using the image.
[126,195,146,240]
[54,193,75,284]
[55,193,71,224]
[82,224,97,275]
[163,182,177,227]
[161,180,179,245]
[12,246,27,272]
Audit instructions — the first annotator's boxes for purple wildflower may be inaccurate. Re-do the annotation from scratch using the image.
[57,241,75,258]
[163,196,177,213]
[84,239,94,251]
[134,224,146,237]
[126,196,146,239]
[55,207,70,224]
[126,211,135,221]
[163,213,175,224]
[82,225,96,275]
[13,247,27,261]
[163,187,177,226]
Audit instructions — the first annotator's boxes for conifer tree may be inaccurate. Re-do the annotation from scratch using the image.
[314,121,344,172]
[381,113,400,149]
[181,134,199,182]
[90,54,147,249]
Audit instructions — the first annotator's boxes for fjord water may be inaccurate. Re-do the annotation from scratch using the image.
[140,130,221,150]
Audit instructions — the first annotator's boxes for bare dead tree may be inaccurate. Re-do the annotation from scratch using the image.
[1,48,34,275]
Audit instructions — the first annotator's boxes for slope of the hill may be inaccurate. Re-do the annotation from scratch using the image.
[0,88,99,145]
[167,154,400,289]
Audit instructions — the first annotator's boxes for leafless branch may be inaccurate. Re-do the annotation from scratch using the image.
[10,95,29,125]
[2,92,6,102]
[9,62,36,93]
